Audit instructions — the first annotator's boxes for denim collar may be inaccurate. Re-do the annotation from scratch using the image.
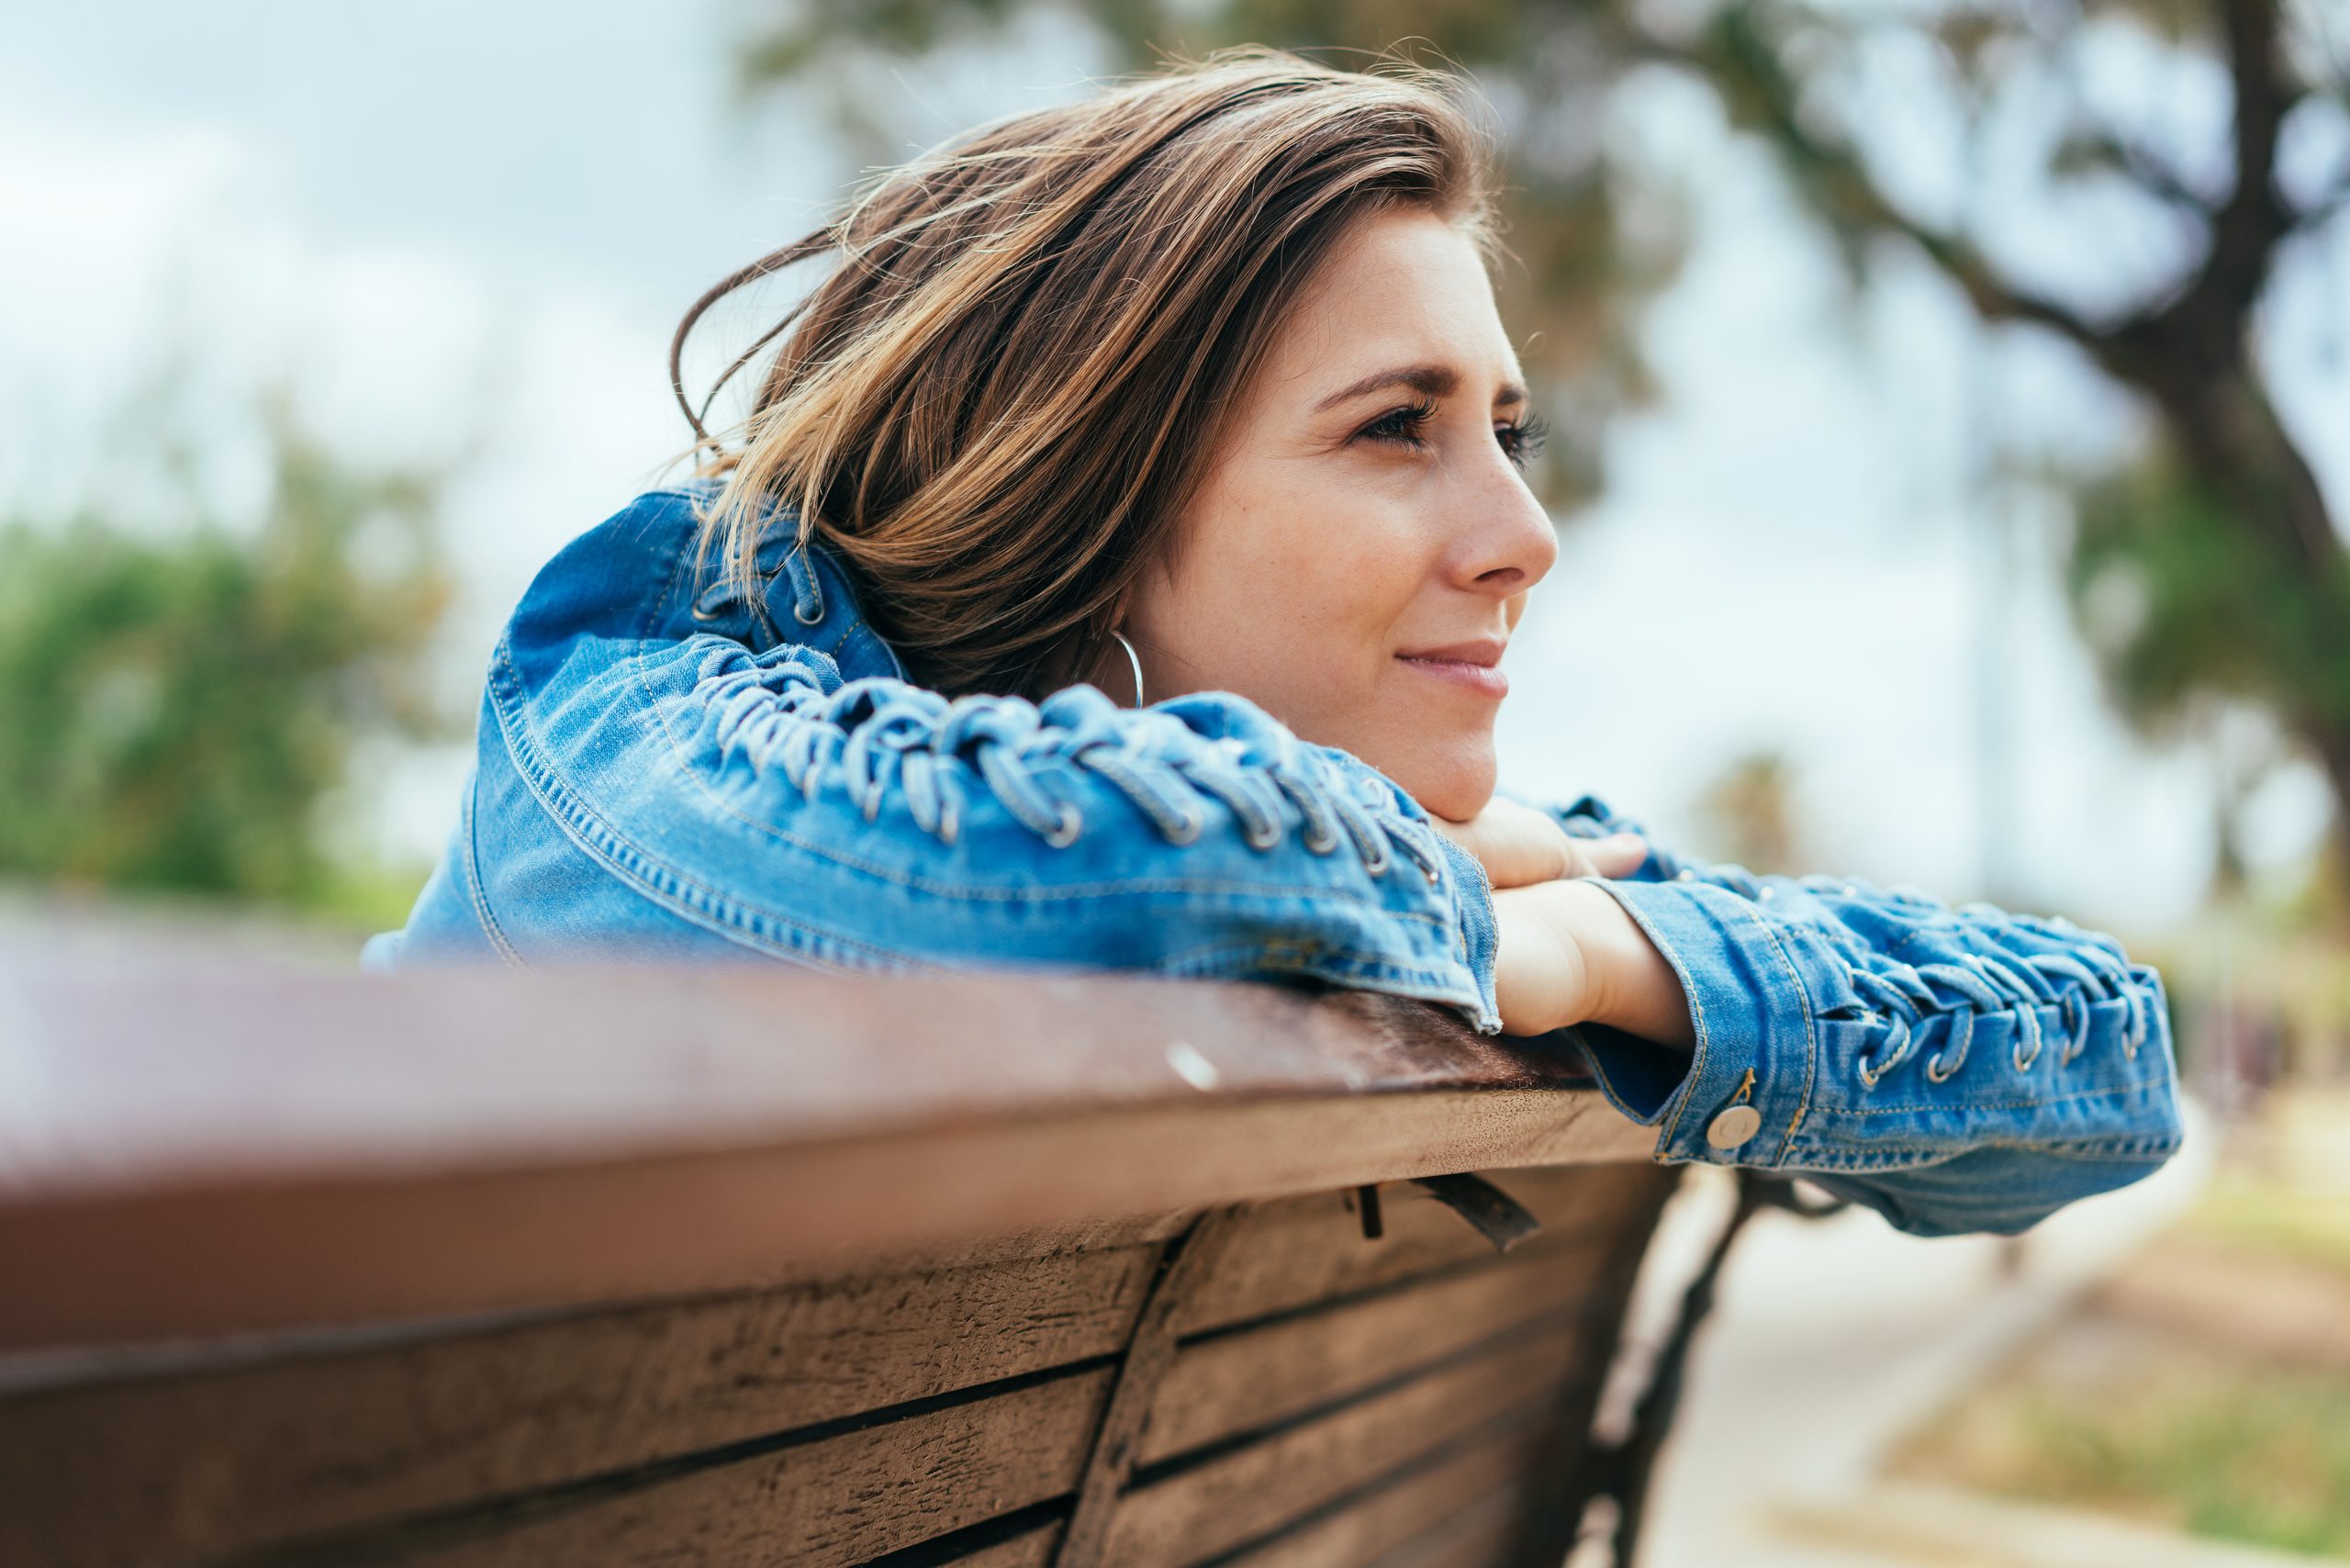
[678,477,905,684]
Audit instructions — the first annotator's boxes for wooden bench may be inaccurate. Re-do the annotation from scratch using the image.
[0,963,1682,1567]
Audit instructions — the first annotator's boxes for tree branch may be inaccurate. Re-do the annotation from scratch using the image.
[2190,0,2296,327]
[1649,6,2118,362]
[2055,128,2221,218]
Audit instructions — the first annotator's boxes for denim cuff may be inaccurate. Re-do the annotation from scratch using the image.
[1565,877,1818,1167]
[1433,832,1504,1036]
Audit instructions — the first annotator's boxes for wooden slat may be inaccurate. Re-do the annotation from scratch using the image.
[0,1089,1655,1357]
[0,1168,1675,1568]
[0,1246,1157,1568]
[951,1524,1063,1567]
[0,958,1677,1568]
[1100,1325,1585,1568]
[0,969,1616,1203]
[1216,1417,1549,1568]
[867,1518,1063,1567]
[1144,1227,1616,1464]
[0,967,1655,1353]
[1180,1162,1658,1334]
[1364,1487,1522,1568]
[386,1366,1116,1568]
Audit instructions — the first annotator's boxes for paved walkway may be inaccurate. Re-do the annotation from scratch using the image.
[1606,1098,2252,1568]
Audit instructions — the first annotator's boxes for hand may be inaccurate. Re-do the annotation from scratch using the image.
[1427,797,1650,890]
[1491,879,1696,1048]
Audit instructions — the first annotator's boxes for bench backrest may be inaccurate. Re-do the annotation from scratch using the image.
[0,964,1674,1567]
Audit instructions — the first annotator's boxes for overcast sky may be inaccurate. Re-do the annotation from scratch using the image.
[6,0,2345,937]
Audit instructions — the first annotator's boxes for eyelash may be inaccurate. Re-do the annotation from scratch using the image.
[1360,398,1550,472]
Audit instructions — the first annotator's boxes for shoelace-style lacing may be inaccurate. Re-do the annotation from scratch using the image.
[696,650,1439,879]
[1847,937,2148,1087]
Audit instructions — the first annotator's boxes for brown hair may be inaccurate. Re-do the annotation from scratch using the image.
[673,44,1501,700]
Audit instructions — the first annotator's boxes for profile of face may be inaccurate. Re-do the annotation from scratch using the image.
[1111,207,1558,823]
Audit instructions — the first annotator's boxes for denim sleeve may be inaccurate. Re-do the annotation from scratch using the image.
[488,623,1503,1032]
[1516,790,2186,1238]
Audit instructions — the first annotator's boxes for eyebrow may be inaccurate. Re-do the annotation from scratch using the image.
[1313,363,1528,413]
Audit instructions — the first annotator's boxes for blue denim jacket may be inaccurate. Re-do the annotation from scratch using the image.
[372,482,2184,1238]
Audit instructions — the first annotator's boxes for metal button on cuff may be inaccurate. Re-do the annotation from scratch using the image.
[1706,1103,1762,1149]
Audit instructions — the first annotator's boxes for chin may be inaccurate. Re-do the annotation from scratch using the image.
[1383,736,1497,824]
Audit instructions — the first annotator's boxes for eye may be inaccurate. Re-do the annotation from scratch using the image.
[1495,411,1550,472]
[1357,396,1438,450]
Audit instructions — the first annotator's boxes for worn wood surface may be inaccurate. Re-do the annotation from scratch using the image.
[1371,1488,1525,1568]
[940,1524,1064,1567]
[0,1248,1155,1567]
[1143,1229,1616,1465]
[0,1165,1680,1568]
[1099,1325,1588,1568]
[1177,1161,1656,1334]
[393,1366,1113,1568]
[0,1167,1673,1568]
[0,965,1616,1198]
[0,963,1687,1567]
[1214,1416,1547,1568]
[0,966,1656,1352]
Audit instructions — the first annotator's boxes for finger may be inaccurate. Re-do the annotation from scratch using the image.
[1568,833,1649,879]
[1436,801,1540,887]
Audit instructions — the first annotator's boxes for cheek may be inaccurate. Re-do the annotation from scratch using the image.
[1195,487,1416,684]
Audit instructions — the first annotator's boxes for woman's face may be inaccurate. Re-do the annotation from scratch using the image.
[1112,206,1557,823]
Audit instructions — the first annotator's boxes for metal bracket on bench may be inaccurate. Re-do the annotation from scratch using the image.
[1413,1172,1542,1251]
[1354,1173,1542,1252]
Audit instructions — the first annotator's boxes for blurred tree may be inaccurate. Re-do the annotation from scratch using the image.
[0,400,455,911]
[733,3,1695,512]
[1695,746,1804,874]
[733,0,2350,876]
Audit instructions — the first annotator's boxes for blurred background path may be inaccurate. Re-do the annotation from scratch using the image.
[1618,1092,2350,1568]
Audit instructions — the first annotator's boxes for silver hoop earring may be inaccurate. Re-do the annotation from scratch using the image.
[1109,628,1146,708]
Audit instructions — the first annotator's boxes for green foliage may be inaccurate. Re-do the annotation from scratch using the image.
[1898,1309,2350,1556]
[2013,1367,2350,1554]
[2071,456,2350,734]
[0,410,454,909]
[2185,1170,2350,1278]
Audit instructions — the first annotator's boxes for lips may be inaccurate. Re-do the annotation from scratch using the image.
[1394,637,1509,700]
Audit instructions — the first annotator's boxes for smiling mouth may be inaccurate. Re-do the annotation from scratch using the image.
[1395,653,1509,700]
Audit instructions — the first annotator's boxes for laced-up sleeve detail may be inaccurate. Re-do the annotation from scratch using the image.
[690,647,1437,865]
[1516,790,2185,1239]
[497,633,1502,1031]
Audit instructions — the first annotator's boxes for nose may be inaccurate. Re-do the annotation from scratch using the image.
[1449,451,1558,600]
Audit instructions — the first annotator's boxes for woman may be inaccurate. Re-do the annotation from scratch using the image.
[370,47,2182,1238]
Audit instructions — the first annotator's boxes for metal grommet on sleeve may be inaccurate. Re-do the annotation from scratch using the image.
[1706,1065,1762,1149]
[1707,1103,1762,1149]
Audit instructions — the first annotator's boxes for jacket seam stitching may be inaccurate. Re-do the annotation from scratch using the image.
[459,766,525,969]
[1814,1080,2177,1114]
[826,618,871,659]
[490,645,932,968]
[1785,1137,2181,1169]
[1738,901,1820,1164]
